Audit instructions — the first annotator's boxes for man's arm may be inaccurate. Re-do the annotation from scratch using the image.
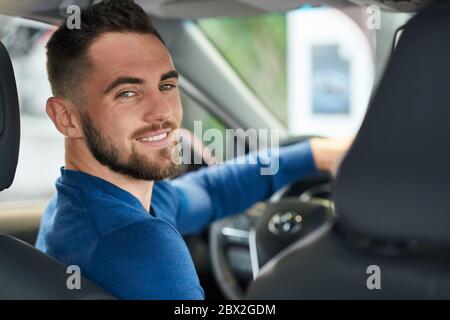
[170,139,351,235]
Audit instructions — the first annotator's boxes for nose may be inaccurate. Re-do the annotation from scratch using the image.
[142,89,173,123]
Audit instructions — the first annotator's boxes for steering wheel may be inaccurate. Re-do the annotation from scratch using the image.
[209,137,335,300]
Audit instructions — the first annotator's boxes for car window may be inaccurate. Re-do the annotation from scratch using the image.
[197,6,406,138]
[0,16,62,202]
[198,14,287,126]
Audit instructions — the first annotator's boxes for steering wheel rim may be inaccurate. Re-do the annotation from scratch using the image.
[208,136,332,300]
[209,187,334,300]
[248,197,334,277]
[209,222,246,300]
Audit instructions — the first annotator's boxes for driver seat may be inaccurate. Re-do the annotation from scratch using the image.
[247,0,450,299]
[0,40,115,299]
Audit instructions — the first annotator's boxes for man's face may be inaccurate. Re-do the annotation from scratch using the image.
[79,32,182,180]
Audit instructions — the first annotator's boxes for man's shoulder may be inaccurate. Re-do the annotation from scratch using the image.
[86,218,204,299]
[83,189,151,235]
[47,181,152,238]
[96,217,183,248]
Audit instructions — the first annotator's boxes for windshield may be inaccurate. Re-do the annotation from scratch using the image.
[198,6,412,137]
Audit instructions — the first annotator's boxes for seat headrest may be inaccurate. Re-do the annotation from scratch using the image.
[334,0,450,245]
[0,41,20,192]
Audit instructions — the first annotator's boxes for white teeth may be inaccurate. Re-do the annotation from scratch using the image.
[140,132,168,142]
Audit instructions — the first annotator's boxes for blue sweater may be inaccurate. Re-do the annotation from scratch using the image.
[35,141,316,299]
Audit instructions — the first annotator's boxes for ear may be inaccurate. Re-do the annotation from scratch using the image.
[46,97,83,138]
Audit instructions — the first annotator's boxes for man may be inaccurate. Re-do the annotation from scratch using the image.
[36,0,351,299]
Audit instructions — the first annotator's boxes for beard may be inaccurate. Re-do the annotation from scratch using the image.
[80,112,181,181]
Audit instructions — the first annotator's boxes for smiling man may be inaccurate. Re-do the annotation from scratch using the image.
[35,0,350,299]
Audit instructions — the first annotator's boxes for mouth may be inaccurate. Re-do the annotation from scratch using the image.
[135,129,173,149]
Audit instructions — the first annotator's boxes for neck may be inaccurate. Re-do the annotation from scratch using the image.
[65,139,154,211]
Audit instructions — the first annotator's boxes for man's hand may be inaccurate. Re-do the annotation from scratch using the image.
[310,137,354,175]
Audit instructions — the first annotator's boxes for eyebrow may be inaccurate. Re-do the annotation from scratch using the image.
[102,70,179,95]
[160,70,179,81]
[103,77,144,95]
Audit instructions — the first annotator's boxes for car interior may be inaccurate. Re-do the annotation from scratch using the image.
[0,0,447,300]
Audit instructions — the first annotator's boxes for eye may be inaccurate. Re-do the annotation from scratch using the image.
[160,83,176,91]
[117,90,136,99]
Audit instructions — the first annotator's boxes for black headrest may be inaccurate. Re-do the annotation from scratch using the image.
[335,1,450,246]
[0,41,20,191]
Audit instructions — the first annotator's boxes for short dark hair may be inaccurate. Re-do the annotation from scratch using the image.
[46,0,165,105]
